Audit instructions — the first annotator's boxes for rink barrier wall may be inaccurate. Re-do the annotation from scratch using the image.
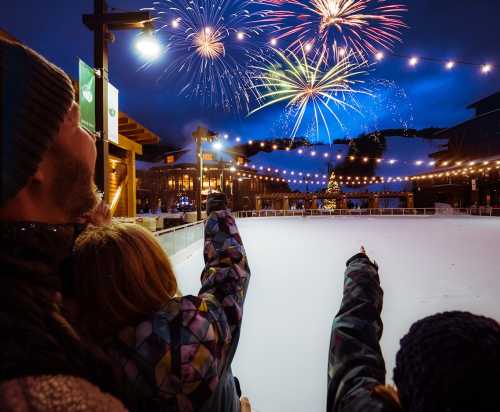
[153,208,500,255]
[234,208,500,218]
[155,221,205,256]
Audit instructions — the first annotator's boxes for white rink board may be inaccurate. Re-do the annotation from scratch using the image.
[173,216,500,412]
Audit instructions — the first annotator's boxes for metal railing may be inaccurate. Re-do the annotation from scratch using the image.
[235,208,500,218]
[155,220,205,256]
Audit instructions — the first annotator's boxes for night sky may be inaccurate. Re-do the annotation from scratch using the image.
[2,1,500,184]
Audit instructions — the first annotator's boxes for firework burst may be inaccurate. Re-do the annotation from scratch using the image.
[249,45,371,140]
[153,0,263,112]
[255,0,407,59]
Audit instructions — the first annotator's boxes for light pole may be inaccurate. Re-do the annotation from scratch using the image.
[192,126,217,220]
[83,0,158,203]
[212,141,224,192]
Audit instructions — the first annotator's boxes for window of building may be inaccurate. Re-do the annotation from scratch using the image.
[203,152,214,161]
[166,155,175,164]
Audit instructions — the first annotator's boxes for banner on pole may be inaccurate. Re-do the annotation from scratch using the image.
[78,59,96,133]
[108,82,119,144]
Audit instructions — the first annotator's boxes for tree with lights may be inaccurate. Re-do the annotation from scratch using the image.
[324,171,341,209]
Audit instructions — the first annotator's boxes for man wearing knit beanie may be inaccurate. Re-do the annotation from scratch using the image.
[327,247,500,412]
[0,37,99,221]
[0,37,126,411]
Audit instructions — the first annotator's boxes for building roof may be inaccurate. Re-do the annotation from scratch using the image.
[412,154,500,178]
[433,108,500,138]
[467,91,500,110]
[119,112,160,145]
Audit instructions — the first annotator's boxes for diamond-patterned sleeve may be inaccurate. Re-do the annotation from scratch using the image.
[326,253,395,412]
[115,210,250,411]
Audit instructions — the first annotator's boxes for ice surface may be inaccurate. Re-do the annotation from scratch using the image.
[173,216,500,412]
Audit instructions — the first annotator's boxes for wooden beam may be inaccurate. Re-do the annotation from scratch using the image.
[128,151,137,217]
[114,133,143,155]
[119,123,138,131]
[122,128,146,136]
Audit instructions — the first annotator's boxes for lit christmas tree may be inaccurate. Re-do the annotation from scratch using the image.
[324,171,341,209]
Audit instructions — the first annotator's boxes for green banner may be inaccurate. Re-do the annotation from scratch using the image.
[79,59,96,133]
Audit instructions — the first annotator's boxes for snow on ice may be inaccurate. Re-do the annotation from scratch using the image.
[173,216,500,412]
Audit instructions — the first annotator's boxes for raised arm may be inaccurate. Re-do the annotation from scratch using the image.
[327,252,399,412]
[115,195,250,411]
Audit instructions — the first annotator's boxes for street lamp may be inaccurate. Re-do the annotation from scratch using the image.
[213,141,223,151]
[212,141,226,194]
[135,30,161,60]
[83,0,156,203]
[192,126,217,220]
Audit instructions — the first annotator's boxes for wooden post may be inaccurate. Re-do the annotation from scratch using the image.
[127,151,136,216]
[283,196,290,210]
[407,193,414,209]
[93,0,110,203]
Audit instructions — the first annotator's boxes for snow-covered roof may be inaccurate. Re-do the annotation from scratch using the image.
[173,141,237,166]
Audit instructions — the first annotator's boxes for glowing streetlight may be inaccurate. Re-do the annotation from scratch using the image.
[237,32,245,41]
[270,38,278,46]
[135,32,161,60]
[445,60,455,70]
[375,52,385,61]
[409,56,419,67]
[481,64,492,74]
[213,141,223,151]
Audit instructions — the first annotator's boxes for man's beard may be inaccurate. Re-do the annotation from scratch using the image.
[50,145,100,221]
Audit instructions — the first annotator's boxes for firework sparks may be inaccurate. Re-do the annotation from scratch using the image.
[193,27,225,59]
[153,0,262,112]
[249,45,371,140]
[255,0,407,59]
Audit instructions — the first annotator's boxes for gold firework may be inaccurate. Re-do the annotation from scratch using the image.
[193,27,225,59]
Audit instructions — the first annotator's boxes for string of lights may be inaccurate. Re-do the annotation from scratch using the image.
[373,51,496,74]
[219,135,494,168]
[239,155,500,172]
[229,159,500,187]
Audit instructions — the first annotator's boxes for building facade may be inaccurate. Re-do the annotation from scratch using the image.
[137,143,290,212]
[413,92,500,208]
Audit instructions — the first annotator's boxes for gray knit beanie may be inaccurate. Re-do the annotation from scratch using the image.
[0,37,74,206]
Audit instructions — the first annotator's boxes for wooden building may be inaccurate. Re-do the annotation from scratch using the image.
[414,92,500,208]
[137,142,290,212]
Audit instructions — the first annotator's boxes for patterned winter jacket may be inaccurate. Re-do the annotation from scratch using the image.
[108,210,250,412]
[327,253,402,412]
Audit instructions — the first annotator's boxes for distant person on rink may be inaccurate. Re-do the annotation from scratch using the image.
[327,247,500,412]
[0,37,126,410]
[69,193,252,412]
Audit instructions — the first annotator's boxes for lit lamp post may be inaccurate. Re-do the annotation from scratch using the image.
[212,141,224,192]
[83,1,159,203]
[192,126,217,220]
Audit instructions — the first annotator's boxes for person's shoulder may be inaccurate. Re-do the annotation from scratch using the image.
[0,375,127,411]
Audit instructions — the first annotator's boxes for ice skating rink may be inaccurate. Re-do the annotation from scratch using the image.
[173,216,500,412]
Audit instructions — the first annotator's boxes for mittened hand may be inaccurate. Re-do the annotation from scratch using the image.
[206,193,227,214]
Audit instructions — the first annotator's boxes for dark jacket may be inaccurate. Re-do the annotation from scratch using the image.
[327,253,401,412]
[0,221,126,410]
[107,210,250,412]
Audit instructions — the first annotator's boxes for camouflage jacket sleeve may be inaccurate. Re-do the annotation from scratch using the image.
[113,210,250,412]
[327,253,397,412]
